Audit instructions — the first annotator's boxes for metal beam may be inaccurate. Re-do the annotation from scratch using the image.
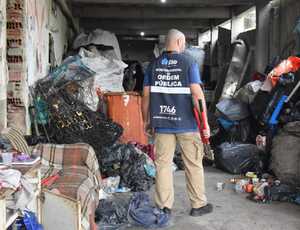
[71,0,254,6]
[80,18,210,30]
[73,5,231,19]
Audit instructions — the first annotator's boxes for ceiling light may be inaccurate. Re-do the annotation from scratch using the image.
[161,0,166,3]
[140,32,145,36]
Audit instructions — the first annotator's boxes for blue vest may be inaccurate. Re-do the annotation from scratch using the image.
[150,52,196,129]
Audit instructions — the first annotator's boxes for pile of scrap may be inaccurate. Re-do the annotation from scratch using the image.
[27,29,173,229]
[210,46,300,205]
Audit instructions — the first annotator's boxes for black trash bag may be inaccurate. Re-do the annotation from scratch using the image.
[215,117,258,144]
[215,142,261,174]
[280,101,300,123]
[119,147,154,192]
[232,118,259,143]
[100,143,132,176]
[95,195,130,230]
[123,63,137,91]
[251,78,299,125]
[128,192,169,229]
[270,184,296,202]
[216,99,250,121]
[100,144,154,191]
[250,90,273,122]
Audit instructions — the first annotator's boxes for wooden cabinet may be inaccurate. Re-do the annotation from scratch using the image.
[105,92,148,145]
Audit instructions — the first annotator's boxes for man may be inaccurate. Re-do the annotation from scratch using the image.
[142,29,213,217]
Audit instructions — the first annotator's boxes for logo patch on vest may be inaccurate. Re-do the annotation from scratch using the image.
[161,58,178,66]
[161,58,168,65]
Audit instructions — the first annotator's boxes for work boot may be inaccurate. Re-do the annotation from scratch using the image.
[190,203,213,217]
[162,207,172,215]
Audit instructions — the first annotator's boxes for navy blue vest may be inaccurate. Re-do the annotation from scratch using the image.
[150,52,196,129]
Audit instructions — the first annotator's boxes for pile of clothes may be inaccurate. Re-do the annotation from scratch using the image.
[95,192,170,229]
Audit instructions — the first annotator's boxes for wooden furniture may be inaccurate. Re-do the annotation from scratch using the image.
[34,143,101,230]
[0,162,41,230]
[105,92,148,144]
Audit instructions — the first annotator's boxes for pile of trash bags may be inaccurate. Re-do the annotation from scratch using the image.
[215,142,261,174]
[210,44,300,186]
[101,143,154,192]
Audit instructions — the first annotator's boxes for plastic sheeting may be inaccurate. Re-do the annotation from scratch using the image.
[73,29,122,60]
[215,142,261,174]
[79,48,127,93]
[220,40,248,99]
[216,99,250,121]
[234,80,263,104]
[100,143,154,192]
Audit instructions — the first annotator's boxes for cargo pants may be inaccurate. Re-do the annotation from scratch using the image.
[154,132,207,209]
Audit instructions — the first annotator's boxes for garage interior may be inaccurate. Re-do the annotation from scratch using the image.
[0,0,300,230]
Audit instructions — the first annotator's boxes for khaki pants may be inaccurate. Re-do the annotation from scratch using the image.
[154,132,207,209]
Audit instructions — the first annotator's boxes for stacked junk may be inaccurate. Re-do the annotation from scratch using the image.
[209,33,300,205]
[29,29,171,229]
[27,26,300,227]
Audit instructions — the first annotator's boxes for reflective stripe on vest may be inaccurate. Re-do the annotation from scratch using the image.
[150,86,191,94]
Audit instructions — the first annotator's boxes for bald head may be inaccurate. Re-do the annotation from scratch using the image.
[166,29,186,53]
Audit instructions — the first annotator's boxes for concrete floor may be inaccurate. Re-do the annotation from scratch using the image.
[130,167,300,230]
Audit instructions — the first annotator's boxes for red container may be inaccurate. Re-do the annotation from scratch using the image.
[105,92,148,145]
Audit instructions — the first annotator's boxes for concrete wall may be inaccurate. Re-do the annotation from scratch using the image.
[255,0,300,73]
[0,0,7,131]
[20,0,70,133]
[26,0,70,86]
[275,0,300,57]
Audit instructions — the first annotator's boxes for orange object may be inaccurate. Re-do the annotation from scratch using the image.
[105,92,148,145]
[268,56,300,87]
[245,183,254,193]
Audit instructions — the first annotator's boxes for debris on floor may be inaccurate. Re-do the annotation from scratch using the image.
[216,170,300,206]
